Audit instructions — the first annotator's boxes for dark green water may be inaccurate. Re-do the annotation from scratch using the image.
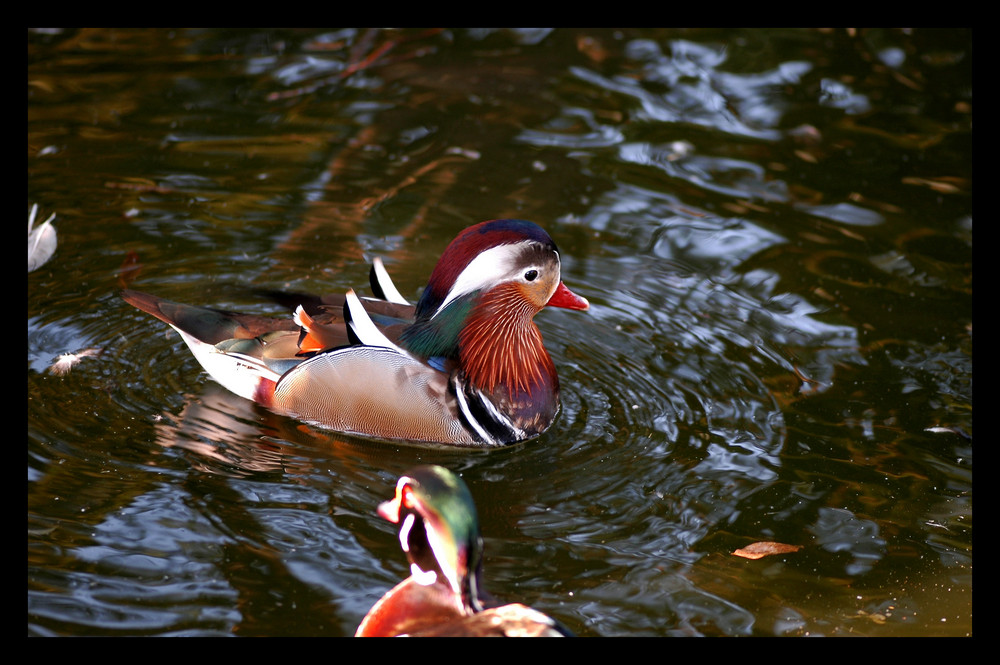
[28,28,971,636]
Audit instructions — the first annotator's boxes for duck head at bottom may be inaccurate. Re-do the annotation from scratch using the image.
[356,465,572,637]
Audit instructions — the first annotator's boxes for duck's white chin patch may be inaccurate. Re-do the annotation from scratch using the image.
[410,564,438,586]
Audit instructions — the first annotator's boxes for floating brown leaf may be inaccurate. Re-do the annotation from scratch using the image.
[732,541,802,560]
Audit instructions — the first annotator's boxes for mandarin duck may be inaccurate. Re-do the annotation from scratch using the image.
[122,219,589,447]
[356,465,572,637]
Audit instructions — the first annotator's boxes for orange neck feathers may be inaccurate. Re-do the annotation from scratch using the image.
[458,284,557,398]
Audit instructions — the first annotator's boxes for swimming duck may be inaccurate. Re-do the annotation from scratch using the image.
[356,464,572,636]
[122,219,589,447]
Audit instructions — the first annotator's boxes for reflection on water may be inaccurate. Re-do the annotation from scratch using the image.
[29,28,971,636]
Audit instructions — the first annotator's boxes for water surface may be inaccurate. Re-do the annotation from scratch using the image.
[28,28,972,637]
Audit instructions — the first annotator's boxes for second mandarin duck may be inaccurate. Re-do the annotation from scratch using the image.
[122,219,589,447]
[356,465,572,636]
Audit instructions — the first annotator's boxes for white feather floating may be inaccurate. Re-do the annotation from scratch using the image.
[48,348,102,375]
[28,203,57,272]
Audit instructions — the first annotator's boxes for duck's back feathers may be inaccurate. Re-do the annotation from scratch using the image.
[123,289,299,344]
[407,603,574,637]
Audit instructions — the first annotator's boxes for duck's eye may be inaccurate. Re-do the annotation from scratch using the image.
[524,269,538,282]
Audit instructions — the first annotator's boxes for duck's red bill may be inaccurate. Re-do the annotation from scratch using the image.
[546,281,589,311]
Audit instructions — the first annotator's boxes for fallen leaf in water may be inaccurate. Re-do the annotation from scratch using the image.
[925,425,971,440]
[48,348,102,375]
[28,203,57,272]
[901,176,968,194]
[732,541,802,560]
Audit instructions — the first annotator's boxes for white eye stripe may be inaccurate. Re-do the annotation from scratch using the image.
[398,500,462,593]
[399,512,416,552]
[434,243,536,316]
